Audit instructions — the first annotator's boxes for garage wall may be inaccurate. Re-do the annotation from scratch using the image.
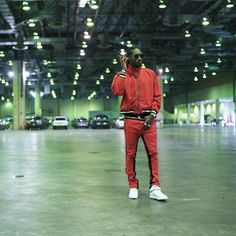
[0,97,120,120]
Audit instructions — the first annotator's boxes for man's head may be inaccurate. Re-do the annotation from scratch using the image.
[126,48,144,68]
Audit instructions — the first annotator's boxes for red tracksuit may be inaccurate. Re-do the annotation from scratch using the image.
[111,65,162,188]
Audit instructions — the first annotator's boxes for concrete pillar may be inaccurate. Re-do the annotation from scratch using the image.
[34,81,42,116]
[13,50,25,130]
[233,69,236,126]
[215,99,220,123]
[187,103,191,125]
[200,101,204,127]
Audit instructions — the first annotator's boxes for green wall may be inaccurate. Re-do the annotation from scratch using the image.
[0,97,120,120]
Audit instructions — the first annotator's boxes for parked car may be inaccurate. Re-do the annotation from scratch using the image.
[0,119,8,130]
[90,114,110,129]
[52,116,68,129]
[25,116,50,130]
[71,118,89,128]
[115,116,124,129]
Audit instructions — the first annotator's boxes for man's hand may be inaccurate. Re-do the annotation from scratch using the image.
[144,115,155,129]
[118,54,128,71]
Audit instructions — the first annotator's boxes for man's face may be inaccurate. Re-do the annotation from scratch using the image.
[128,48,144,68]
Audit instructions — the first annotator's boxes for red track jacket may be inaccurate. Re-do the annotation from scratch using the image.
[111,65,162,114]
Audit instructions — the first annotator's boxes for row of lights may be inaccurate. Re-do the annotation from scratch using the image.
[159,0,234,10]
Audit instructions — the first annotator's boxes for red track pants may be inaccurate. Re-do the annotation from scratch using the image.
[124,118,160,189]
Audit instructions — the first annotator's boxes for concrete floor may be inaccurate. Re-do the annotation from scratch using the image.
[0,126,235,236]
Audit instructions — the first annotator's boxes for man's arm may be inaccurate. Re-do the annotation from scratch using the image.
[111,71,126,95]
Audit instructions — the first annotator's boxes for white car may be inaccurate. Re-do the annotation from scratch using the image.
[115,116,124,129]
[52,116,68,129]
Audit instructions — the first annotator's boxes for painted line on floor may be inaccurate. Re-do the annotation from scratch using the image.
[182,198,201,201]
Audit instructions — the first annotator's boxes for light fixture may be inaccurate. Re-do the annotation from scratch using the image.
[28,19,36,27]
[77,64,82,70]
[165,67,170,73]
[126,41,133,48]
[217,58,222,63]
[112,59,118,64]
[212,72,216,76]
[204,63,209,68]
[0,51,5,57]
[120,49,126,55]
[100,75,104,80]
[203,73,207,79]
[50,79,54,85]
[79,0,88,8]
[96,80,100,85]
[8,71,14,77]
[82,41,88,48]
[51,90,56,98]
[22,1,30,11]
[72,90,76,96]
[36,42,43,49]
[202,17,210,26]
[90,0,98,9]
[185,30,191,38]
[84,31,91,39]
[86,18,94,27]
[105,68,110,73]
[47,72,52,78]
[194,67,198,72]
[80,49,86,56]
[71,96,75,101]
[159,0,166,9]
[194,76,198,81]
[73,80,77,85]
[226,0,234,8]
[170,77,174,81]
[200,48,206,55]
[33,32,39,40]
[215,40,221,47]
[164,79,168,84]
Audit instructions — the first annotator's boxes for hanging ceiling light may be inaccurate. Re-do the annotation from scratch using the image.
[215,40,221,47]
[200,48,206,55]
[226,0,234,8]
[185,30,191,38]
[159,0,166,9]
[202,17,210,26]
[22,1,30,11]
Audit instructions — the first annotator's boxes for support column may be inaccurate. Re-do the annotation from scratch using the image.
[199,101,204,127]
[34,81,42,116]
[233,67,236,127]
[13,50,25,130]
[215,99,220,124]
[187,103,191,126]
[185,91,190,126]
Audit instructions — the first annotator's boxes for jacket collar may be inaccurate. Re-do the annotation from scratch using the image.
[127,65,142,73]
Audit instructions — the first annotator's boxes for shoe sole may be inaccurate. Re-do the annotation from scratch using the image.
[150,195,168,201]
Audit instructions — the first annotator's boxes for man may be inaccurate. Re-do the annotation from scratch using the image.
[111,47,168,201]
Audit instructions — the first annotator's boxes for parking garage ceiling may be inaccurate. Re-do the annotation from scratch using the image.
[0,0,236,100]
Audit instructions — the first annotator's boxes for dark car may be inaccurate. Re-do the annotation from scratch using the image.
[90,114,110,129]
[0,119,8,130]
[71,118,89,128]
[25,116,50,130]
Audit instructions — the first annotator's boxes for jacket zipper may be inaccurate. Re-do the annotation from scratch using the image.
[135,71,140,113]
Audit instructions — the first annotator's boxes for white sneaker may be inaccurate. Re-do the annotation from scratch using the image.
[149,185,168,201]
[129,188,138,199]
